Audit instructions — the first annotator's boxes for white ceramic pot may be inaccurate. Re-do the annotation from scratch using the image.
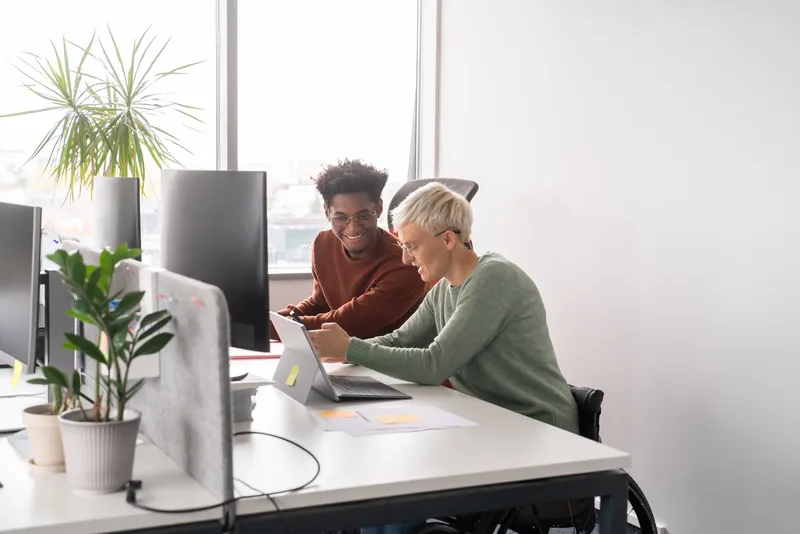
[59,408,141,494]
[92,176,141,253]
[22,404,65,471]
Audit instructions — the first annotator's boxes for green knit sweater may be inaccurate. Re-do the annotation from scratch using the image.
[347,253,579,434]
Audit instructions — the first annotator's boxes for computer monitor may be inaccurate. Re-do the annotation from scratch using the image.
[0,201,42,373]
[160,169,270,351]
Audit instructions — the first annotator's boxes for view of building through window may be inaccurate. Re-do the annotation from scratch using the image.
[238,0,418,270]
[0,1,418,271]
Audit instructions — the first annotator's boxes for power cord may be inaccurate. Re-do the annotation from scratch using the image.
[125,430,320,518]
[0,392,46,399]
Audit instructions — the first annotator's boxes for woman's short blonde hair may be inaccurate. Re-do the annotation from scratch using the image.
[391,182,473,242]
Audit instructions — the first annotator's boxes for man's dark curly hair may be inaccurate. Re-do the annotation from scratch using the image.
[313,159,389,207]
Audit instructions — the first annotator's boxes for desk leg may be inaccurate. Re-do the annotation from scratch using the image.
[598,470,629,534]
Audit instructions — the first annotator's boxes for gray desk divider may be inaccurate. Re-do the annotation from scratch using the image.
[60,241,234,509]
[130,268,234,505]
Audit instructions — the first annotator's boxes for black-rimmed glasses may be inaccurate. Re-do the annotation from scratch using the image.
[328,211,377,228]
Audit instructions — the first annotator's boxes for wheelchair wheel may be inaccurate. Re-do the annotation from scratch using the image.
[626,475,657,534]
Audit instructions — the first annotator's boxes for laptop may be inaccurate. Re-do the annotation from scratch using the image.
[270,312,410,405]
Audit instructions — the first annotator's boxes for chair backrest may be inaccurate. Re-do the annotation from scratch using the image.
[387,178,479,230]
[568,385,604,442]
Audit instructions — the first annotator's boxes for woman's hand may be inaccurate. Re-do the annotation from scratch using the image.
[308,322,351,363]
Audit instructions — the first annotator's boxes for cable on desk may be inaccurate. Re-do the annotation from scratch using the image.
[125,430,320,520]
[0,392,46,399]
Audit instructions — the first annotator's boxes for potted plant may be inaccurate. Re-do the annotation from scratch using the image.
[23,368,83,473]
[35,243,175,494]
[0,26,202,250]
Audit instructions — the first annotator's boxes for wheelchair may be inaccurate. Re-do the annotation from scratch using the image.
[417,386,658,534]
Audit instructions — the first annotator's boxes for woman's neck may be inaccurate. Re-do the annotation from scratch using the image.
[445,247,480,287]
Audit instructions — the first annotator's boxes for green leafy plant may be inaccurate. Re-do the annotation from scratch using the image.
[34,244,174,422]
[0,26,202,200]
[27,366,84,415]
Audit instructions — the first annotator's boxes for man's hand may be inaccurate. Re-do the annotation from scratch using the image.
[308,323,351,363]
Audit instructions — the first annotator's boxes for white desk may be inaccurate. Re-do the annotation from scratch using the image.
[230,361,631,533]
[0,435,224,534]
[0,362,632,534]
[0,367,224,534]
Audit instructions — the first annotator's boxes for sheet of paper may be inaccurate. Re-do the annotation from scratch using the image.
[311,405,477,437]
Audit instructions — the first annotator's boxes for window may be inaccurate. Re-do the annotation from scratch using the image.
[0,0,419,273]
[0,0,217,267]
[238,0,419,270]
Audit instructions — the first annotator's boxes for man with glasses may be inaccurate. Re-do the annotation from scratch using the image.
[275,159,426,339]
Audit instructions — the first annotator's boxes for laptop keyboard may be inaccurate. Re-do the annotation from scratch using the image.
[328,375,405,397]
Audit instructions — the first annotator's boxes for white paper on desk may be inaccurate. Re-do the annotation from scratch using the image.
[311,405,477,437]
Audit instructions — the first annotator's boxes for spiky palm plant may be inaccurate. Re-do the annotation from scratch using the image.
[0,26,202,200]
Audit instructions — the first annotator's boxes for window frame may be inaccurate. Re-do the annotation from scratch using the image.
[216,0,428,278]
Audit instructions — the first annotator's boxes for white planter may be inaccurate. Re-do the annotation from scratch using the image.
[93,176,141,253]
[59,408,141,494]
[22,404,65,471]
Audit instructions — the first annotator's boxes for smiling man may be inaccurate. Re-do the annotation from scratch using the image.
[276,159,426,339]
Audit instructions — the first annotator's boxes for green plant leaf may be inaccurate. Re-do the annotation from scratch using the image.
[46,249,70,269]
[65,308,97,327]
[99,249,113,275]
[137,314,172,341]
[27,378,50,386]
[41,365,70,389]
[52,384,63,413]
[133,332,173,357]
[139,309,170,329]
[64,333,106,364]
[71,370,82,398]
[67,251,86,283]
[112,336,130,364]
[113,291,144,317]
[72,297,93,315]
[0,106,63,118]
[86,265,105,302]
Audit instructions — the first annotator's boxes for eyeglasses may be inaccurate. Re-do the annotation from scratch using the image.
[397,229,461,255]
[329,211,377,228]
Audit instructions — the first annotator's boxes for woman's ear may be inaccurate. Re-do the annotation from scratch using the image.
[445,230,458,250]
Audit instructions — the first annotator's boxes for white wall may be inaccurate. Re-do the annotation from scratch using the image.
[425,1,800,533]
[269,278,312,312]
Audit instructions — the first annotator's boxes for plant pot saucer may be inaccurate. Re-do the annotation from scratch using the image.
[28,458,65,474]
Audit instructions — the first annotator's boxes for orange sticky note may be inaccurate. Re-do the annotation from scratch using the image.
[11,361,23,388]
[319,410,358,419]
[285,365,300,386]
[377,414,420,424]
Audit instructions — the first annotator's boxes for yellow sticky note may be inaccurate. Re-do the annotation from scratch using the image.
[11,361,23,389]
[378,414,420,424]
[285,364,300,386]
[319,410,358,419]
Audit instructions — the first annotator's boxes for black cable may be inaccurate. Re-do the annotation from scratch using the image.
[125,430,320,517]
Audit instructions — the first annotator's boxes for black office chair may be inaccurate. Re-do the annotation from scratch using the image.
[387,178,479,230]
[418,386,658,534]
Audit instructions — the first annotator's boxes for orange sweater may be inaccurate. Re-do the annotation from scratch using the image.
[286,229,426,339]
